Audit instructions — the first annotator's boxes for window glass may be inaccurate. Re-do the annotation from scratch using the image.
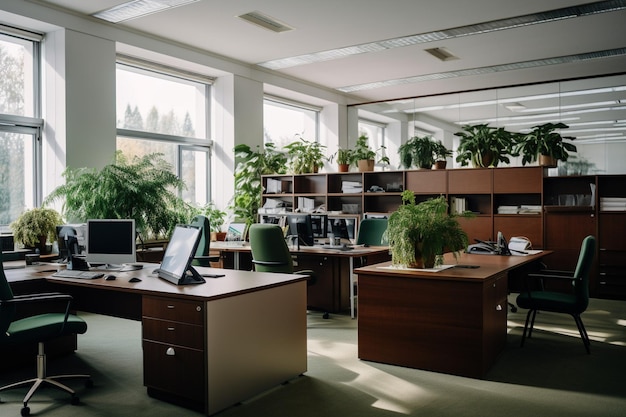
[358,120,385,151]
[0,130,36,229]
[0,34,35,117]
[264,99,318,149]
[116,62,211,205]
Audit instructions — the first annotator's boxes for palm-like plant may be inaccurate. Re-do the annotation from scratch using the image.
[399,135,450,169]
[454,124,515,167]
[45,152,191,240]
[514,122,577,166]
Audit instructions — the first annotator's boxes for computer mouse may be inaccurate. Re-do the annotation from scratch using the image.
[129,277,142,283]
[104,274,116,281]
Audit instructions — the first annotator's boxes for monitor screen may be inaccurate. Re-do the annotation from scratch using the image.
[287,213,314,246]
[328,218,357,241]
[56,225,81,262]
[85,219,136,268]
[158,225,204,285]
[310,214,328,238]
[227,222,248,241]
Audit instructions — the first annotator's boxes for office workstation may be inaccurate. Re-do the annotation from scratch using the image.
[1,1,625,416]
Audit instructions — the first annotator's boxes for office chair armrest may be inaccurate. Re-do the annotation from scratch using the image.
[252,260,289,266]
[4,292,73,305]
[194,255,220,261]
[294,269,316,285]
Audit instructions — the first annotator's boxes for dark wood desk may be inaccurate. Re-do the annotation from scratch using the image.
[212,242,390,318]
[354,251,548,378]
[6,263,307,415]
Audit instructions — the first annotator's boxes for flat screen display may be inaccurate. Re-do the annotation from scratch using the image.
[85,219,136,268]
[158,225,202,285]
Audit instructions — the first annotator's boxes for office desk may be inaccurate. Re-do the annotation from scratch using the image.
[212,242,390,318]
[6,263,307,415]
[354,251,548,378]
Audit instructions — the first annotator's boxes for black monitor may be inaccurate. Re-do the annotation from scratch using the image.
[328,218,356,241]
[310,214,328,239]
[158,225,205,285]
[286,214,314,246]
[56,225,80,262]
[85,219,136,269]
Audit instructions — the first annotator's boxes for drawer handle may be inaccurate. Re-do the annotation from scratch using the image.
[166,347,175,356]
[496,304,502,311]
[167,327,175,331]
[167,305,175,309]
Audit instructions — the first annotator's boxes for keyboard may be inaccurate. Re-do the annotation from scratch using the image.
[52,270,105,279]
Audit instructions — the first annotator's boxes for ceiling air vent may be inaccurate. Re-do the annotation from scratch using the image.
[238,11,294,33]
[425,47,458,61]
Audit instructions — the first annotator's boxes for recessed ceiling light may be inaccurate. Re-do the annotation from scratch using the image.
[238,11,294,33]
[92,0,200,24]
[425,47,458,61]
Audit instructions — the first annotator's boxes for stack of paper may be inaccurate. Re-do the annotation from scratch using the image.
[497,205,519,214]
[519,205,542,214]
[600,197,626,211]
[342,181,362,193]
[298,197,316,211]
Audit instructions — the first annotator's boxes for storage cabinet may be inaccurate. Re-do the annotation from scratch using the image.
[142,296,206,407]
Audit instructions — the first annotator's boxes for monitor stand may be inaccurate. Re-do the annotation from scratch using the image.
[179,265,206,285]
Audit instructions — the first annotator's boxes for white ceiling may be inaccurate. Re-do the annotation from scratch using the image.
[28,0,626,140]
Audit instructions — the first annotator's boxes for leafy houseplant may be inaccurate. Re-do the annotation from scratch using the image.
[45,152,192,241]
[195,202,227,240]
[10,207,64,253]
[284,135,328,174]
[231,143,287,225]
[352,134,389,172]
[332,147,354,172]
[454,124,516,168]
[514,122,577,167]
[385,191,471,268]
[398,135,451,170]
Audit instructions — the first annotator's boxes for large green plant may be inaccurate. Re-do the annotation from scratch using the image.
[352,134,389,164]
[231,143,287,224]
[385,191,470,268]
[398,135,450,169]
[454,124,516,167]
[10,207,63,249]
[45,152,191,240]
[284,135,328,174]
[514,122,577,165]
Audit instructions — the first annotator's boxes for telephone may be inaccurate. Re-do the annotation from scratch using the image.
[467,241,498,254]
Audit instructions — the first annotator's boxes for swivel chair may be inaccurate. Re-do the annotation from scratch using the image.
[356,218,388,246]
[516,235,596,353]
[248,224,328,319]
[190,215,220,266]
[0,252,92,416]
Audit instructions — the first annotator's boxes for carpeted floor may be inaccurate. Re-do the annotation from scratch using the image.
[1,295,625,416]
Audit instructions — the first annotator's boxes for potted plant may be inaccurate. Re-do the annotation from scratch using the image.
[284,135,328,174]
[332,147,354,172]
[196,202,227,241]
[514,122,577,167]
[45,152,192,241]
[385,191,471,268]
[398,135,450,170]
[10,207,64,254]
[454,124,515,168]
[352,133,390,172]
[231,142,287,225]
[433,141,453,169]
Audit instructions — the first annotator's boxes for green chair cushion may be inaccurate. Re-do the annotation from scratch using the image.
[5,313,87,345]
[516,291,584,315]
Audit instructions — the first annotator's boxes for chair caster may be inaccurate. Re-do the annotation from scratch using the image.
[85,379,94,389]
[322,312,329,319]
[21,406,30,416]
[71,395,80,406]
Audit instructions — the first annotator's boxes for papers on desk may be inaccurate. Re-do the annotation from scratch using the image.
[378,264,455,273]
[510,249,543,256]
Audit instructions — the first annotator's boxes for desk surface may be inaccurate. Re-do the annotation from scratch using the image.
[212,241,389,257]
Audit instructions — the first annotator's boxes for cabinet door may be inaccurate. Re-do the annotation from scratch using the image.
[544,210,596,274]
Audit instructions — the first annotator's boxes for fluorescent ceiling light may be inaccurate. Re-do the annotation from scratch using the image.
[93,0,200,23]
[504,103,526,111]
[258,0,626,70]
[238,11,294,33]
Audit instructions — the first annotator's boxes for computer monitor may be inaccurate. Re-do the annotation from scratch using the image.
[158,224,205,285]
[227,222,248,241]
[286,213,314,246]
[327,218,357,241]
[497,231,511,255]
[56,225,80,262]
[310,214,328,239]
[85,219,136,269]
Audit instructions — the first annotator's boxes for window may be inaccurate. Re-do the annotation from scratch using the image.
[358,119,387,164]
[116,57,212,206]
[0,27,42,229]
[264,96,320,149]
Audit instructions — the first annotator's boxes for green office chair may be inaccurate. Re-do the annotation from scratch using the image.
[356,218,388,246]
[516,235,596,353]
[248,224,328,319]
[0,253,92,416]
[190,215,220,266]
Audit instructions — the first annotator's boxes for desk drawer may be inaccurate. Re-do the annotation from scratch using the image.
[143,340,205,402]
[143,296,204,325]
[143,317,204,349]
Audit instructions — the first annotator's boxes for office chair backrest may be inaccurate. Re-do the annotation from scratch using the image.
[249,224,294,274]
[0,252,16,336]
[573,235,596,311]
[190,215,211,266]
[356,218,388,246]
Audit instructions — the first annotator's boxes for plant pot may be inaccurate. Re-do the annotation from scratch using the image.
[434,160,447,170]
[215,232,227,241]
[338,163,350,172]
[358,159,375,172]
[539,154,557,168]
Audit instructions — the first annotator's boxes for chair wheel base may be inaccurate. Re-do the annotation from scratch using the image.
[71,395,80,405]
[21,406,30,416]
[322,312,329,319]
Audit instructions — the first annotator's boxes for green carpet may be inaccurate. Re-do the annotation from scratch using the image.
[1,296,625,416]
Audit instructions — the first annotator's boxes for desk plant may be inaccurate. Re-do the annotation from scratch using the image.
[284,135,328,174]
[196,201,227,241]
[10,207,63,253]
[454,124,516,167]
[514,122,577,167]
[45,152,191,241]
[399,135,451,169]
[385,191,470,268]
[353,134,389,172]
[231,142,287,224]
